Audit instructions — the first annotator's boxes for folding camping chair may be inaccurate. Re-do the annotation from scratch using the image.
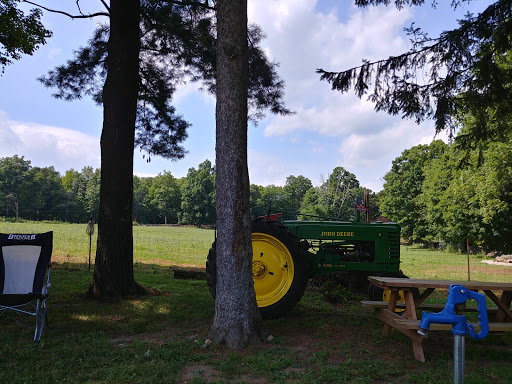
[0,232,53,342]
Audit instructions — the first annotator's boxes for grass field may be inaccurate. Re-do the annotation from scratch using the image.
[1,222,511,383]
[400,245,512,283]
[0,222,215,267]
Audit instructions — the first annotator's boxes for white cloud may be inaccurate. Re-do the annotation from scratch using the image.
[246,1,449,191]
[264,95,398,137]
[248,149,289,186]
[0,111,100,173]
[338,119,448,191]
[249,1,413,139]
[308,140,324,154]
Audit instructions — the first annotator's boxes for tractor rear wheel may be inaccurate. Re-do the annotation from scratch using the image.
[206,218,309,319]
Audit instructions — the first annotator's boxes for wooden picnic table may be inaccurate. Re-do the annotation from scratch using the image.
[363,276,512,362]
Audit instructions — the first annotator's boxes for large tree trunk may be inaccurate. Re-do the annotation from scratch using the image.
[88,0,144,298]
[209,0,263,349]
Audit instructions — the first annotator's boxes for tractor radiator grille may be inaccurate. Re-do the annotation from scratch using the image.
[388,231,400,258]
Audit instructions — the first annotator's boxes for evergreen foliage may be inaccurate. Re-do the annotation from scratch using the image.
[38,0,290,160]
[317,0,512,146]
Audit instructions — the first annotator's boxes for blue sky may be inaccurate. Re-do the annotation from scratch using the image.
[0,0,493,191]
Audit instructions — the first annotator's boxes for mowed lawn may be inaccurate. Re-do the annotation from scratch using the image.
[0,221,214,268]
[400,245,512,283]
[1,221,512,383]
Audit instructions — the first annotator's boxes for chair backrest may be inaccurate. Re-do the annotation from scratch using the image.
[0,232,53,295]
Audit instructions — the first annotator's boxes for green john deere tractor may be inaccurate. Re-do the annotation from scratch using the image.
[206,198,409,319]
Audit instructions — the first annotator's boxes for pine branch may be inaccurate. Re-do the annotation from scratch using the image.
[159,0,216,11]
[22,1,110,19]
[100,0,110,13]
[317,0,512,137]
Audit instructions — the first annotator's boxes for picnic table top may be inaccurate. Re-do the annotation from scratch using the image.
[367,276,512,291]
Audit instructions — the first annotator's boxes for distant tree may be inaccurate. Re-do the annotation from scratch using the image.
[431,140,512,252]
[381,140,447,242]
[149,171,181,224]
[133,175,154,223]
[82,167,101,218]
[325,167,361,219]
[61,169,84,222]
[318,0,512,147]
[249,178,313,220]
[300,187,328,220]
[29,166,66,221]
[255,184,284,217]
[282,175,313,219]
[179,160,215,226]
[420,147,459,244]
[0,0,52,72]
[249,184,263,217]
[299,169,364,221]
[471,141,512,251]
[437,162,484,250]
[61,167,100,222]
[0,155,31,218]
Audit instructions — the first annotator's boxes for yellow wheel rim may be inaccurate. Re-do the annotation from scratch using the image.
[252,232,294,308]
[382,289,406,312]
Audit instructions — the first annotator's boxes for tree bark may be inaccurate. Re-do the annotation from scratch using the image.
[88,0,144,298]
[209,0,263,349]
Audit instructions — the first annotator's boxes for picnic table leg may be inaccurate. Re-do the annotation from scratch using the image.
[496,291,512,323]
[403,289,425,362]
[383,289,398,337]
[403,289,417,320]
[485,290,512,323]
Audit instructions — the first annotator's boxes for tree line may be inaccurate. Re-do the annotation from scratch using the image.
[3,128,511,254]
[0,155,380,225]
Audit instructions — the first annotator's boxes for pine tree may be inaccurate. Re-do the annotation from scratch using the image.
[317,0,512,146]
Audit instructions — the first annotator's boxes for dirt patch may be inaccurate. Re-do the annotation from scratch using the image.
[482,260,512,267]
[51,257,206,272]
[178,363,222,383]
[237,374,271,384]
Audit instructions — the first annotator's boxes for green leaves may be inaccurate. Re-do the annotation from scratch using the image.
[179,160,215,226]
[382,136,512,252]
[0,0,52,72]
[381,141,448,242]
